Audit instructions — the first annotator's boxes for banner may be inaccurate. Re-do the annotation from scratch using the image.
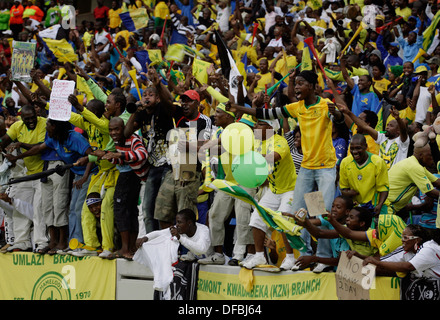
[0,253,116,300]
[10,41,36,83]
[197,268,400,300]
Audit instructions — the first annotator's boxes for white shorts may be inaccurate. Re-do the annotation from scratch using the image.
[249,188,294,234]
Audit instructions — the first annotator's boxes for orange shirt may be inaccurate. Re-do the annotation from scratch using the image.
[10,4,24,25]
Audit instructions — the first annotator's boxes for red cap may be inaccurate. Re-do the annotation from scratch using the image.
[182,90,200,102]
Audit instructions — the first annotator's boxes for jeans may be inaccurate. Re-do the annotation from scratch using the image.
[293,166,337,256]
[68,173,91,244]
[142,165,170,233]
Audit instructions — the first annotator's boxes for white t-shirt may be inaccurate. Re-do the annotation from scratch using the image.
[415,86,432,125]
[375,132,409,169]
[409,240,440,279]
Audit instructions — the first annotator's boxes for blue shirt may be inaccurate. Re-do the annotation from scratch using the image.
[45,130,93,175]
[319,215,350,258]
[397,33,424,65]
[351,84,381,117]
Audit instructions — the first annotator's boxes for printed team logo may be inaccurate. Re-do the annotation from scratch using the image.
[31,271,71,300]
[357,174,363,181]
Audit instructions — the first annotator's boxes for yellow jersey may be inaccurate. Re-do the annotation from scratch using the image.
[339,152,389,205]
[385,156,438,214]
[254,134,296,194]
[283,97,337,169]
[7,116,46,175]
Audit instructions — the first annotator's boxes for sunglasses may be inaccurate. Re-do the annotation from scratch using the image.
[402,235,419,242]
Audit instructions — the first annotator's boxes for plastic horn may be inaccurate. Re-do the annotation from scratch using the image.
[158,16,168,48]
[304,37,329,81]
[69,238,98,251]
[57,67,66,80]
[202,149,214,192]
[412,48,426,64]
[266,63,303,96]
[375,16,403,34]
[128,68,142,100]
[106,33,123,58]
[251,22,259,47]
[338,23,364,59]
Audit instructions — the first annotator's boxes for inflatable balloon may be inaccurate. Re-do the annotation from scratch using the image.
[231,151,268,188]
[221,122,254,155]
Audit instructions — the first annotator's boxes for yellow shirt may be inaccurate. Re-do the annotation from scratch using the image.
[373,78,391,94]
[283,97,337,169]
[385,155,438,214]
[395,7,412,21]
[108,8,122,29]
[69,109,115,171]
[7,117,46,175]
[339,152,389,205]
[254,134,297,194]
[350,124,379,155]
[255,72,272,93]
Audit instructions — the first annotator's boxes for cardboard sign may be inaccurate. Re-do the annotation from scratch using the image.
[48,80,75,121]
[335,251,376,300]
[304,191,326,217]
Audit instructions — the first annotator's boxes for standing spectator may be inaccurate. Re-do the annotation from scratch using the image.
[94,0,110,26]
[7,119,96,255]
[10,0,24,40]
[124,70,175,234]
[102,117,149,260]
[0,105,47,253]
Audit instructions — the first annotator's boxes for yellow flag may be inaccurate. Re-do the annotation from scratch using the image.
[76,75,94,103]
[43,38,78,63]
[128,68,141,100]
[164,44,185,62]
[301,44,313,71]
[147,49,162,64]
[192,58,211,84]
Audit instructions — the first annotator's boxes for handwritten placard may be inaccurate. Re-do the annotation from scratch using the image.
[304,191,326,217]
[48,80,75,121]
[335,251,376,300]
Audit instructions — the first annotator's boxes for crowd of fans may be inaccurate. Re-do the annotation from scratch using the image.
[0,0,438,296]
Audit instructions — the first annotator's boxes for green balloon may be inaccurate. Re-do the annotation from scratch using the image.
[231,151,269,188]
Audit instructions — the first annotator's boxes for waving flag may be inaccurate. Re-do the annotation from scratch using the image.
[41,38,77,63]
[423,10,440,52]
[214,29,247,103]
[119,8,150,32]
[301,43,313,71]
[209,179,307,252]
[192,58,211,84]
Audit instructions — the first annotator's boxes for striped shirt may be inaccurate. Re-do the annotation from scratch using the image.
[111,134,149,180]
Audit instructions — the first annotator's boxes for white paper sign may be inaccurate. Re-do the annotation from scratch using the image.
[48,80,75,121]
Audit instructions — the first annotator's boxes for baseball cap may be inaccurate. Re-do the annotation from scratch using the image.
[426,56,440,66]
[415,65,428,73]
[182,90,200,102]
[389,42,400,49]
